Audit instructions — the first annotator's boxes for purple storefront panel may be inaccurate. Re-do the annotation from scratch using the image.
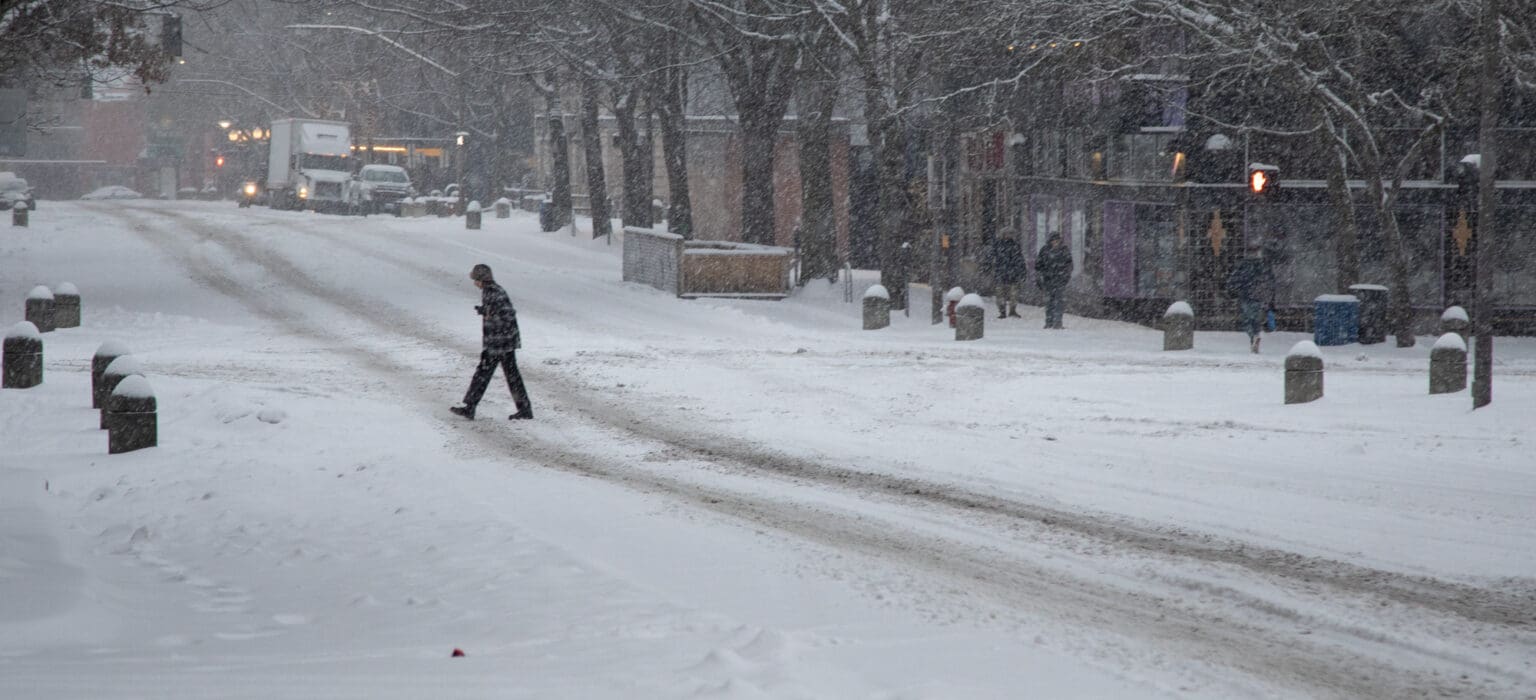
[1103,201,1138,298]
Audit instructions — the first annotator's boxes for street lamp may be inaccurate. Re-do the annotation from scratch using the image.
[217,119,233,130]
[454,131,469,214]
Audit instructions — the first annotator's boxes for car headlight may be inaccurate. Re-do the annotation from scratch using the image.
[243,183,258,196]
[298,185,309,199]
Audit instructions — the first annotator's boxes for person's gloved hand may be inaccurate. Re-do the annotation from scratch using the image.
[475,305,484,315]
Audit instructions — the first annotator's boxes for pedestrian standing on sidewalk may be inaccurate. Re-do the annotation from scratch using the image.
[451,264,534,420]
[1226,240,1276,353]
[988,229,1027,319]
[1035,233,1073,329]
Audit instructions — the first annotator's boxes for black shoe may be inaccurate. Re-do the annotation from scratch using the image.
[997,312,1007,319]
[509,408,534,420]
[1008,311,1022,318]
[450,405,475,420]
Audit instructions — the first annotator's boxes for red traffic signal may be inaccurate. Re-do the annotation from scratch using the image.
[214,154,226,168]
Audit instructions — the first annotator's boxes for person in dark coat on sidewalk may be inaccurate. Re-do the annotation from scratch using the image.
[987,229,1027,319]
[1227,241,1276,353]
[451,264,533,420]
[1035,233,1073,329]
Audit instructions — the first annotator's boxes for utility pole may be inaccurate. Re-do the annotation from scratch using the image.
[1473,0,1499,409]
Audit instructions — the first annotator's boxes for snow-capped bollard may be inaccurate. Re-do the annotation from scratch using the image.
[494,197,512,219]
[955,293,986,341]
[1430,333,1468,395]
[99,355,143,429]
[1440,306,1469,342]
[54,282,80,328]
[465,200,482,230]
[2,322,43,389]
[107,375,157,454]
[25,285,55,333]
[11,201,27,227]
[92,340,130,408]
[945,286,965,328]
[1284,341,1324,405]
[862,284,890,330]
[1163,301,1194,351]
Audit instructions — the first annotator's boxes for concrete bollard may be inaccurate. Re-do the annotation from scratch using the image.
[99,355,144,429]
[466,201,482,230]
[1284,341,1324,405]
[494,198,512,219]
[1430,333,1468,395]
[12,201,27,227]
[955,293,986,341]
[107,375,157,454]
[25,285,56,333]
[862,284,891,330]
[945,287,965,328]
[1163,301,1194,351]
[92,341,131,408]
[54,282,81,328]
[2,322,43,389]
[1440,306,1469,342]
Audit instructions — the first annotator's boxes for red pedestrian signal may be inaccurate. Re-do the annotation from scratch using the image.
[214,155,226,168]
[1247,163,1279,198]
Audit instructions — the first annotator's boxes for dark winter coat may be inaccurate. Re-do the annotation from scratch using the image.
[1035,244,1073,292]
[988,238,1027,285]
[479,281,522,355]
[1226,257,1276,303]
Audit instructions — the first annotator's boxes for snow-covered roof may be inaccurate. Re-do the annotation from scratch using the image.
[1314,294,1359,303]
[1248,162,1279,172]
[56,282,79,296]
[1288,340,1323,359]
[1441,306,1469,322]
[5,321,40,340]
[1346,283,1387,292]
[104,355,143,377]
[111,374,155,399]
[958,293,986,309]
[27,285,53,301]
[863,284,890,300]
[1434,333,1468,352]
[1164,301,1194,317]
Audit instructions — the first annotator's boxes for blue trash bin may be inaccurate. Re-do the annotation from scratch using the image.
[1313,294,1360,346]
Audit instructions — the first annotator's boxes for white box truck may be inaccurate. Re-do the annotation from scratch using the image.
[266,118,353,212]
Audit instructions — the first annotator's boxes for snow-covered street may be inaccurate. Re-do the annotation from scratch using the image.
[3,202,1534,699]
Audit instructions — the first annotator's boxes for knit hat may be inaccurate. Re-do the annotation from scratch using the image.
[470,264,494,282]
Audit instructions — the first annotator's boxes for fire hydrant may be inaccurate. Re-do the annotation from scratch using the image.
[945,287,966,328]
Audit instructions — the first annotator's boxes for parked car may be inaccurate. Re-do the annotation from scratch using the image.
[345,164,414,215]
[80,185,143,201]
[0,174,36,210]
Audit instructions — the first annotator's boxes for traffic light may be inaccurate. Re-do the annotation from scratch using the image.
[1247,163,1279,198]
[214,154,226,168]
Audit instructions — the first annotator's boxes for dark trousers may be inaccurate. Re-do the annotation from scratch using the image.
[463,350,531,411]
[1044,289,1066,328]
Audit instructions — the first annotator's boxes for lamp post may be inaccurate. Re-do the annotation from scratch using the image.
[454,130,469,215]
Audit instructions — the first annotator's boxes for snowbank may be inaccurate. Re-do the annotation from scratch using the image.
[80,186,142,200]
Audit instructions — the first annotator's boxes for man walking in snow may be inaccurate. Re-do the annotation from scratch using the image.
[1035,233,1073,329]
[451,264,533,420]
[987,229,1027,319]
[1226,240,1276,354]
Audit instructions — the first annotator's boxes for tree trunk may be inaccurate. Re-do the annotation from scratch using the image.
[1356,144,1415,347]
[1323,133,1360,291]
[796,77,839,284]
[738,111,779,246]
[613,93,653,229]
[546,90,573,228]
[580,77,611,240]
[873,116,911,310]
[1473,0,1499,409]
[657,77,692,238]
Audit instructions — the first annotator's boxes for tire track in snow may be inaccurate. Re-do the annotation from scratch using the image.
[93,204,1536,698]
